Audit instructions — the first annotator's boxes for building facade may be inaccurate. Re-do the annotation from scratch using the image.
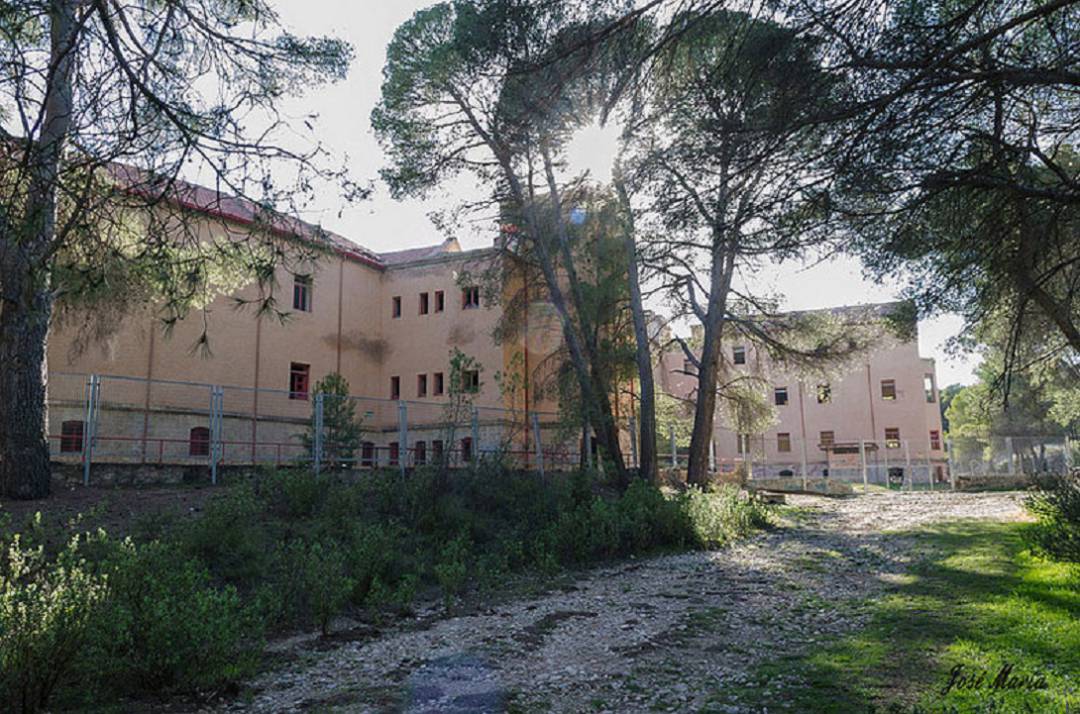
[656,305,948,484]
[44,187,945,478]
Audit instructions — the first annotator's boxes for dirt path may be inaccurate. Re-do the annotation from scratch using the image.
[221,491,1027,713]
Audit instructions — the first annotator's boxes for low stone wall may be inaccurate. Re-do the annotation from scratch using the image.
[954,473,1033,491]
[51,462,264,488]
[747,477,854,496]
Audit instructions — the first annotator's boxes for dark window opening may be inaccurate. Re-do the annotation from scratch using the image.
[414,440,426,465]
[881,379,897,400]
[289,363,310,400]
[433,372,445,396]
[819,431,835,449]
[461,437,473,462]
[392,296,402,318]
[924,374,936,403]
[774,387,788,406]
[417,373,427,398]
[733,345,746,365]
[361,442,375,467]
[930,430,942,450]
[462,286,481,309]
[463,370,480,393]
[777,433,791,452]
[293,274,312,312]
[885,427,901,449]
[419,292,429,315]
[433,439,444,463]
[390,376,401,400]
[435,290,445,312]
[389,441,400,466]
[189,426,210,457]
[60,420,84,453]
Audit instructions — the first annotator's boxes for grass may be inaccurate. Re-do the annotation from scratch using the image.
[714,521,1080,713]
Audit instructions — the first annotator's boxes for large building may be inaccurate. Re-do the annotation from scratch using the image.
[656,305,948,484]
[45,185,945,480]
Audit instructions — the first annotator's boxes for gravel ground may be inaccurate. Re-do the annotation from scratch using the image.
[219,490,1028,713]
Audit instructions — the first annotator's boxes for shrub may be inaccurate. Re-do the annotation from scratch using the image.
[682,485,772,547]
[178,486,269,585]
[82,539,260,696]
[1026,473,1080,563]
[434,533,470,609]
[0,532,108,714]
[274,539,354,634]
[261,469,326,519]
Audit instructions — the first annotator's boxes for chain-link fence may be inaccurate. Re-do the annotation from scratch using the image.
[947,434,1072,479]
[47,372,600,485]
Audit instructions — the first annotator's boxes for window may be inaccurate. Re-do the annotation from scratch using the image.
[392,296,402,318]
[819,430,835,449]
[774,387,789,406]
[292,274,312,312]
[733,345,746,365]
[461,436,473,462]
[361,442,375,467]
[777,433,792,452]
[419,292,429,315]
[433,439,444,463]
[433,372,444,396]
[881,379,897,400]
[930,430,942,450]
[817,383,831,404]
[463,369,480,393]
[462,286,481,309]
[417,373,428,398]
[414,440,427,465]
[390,376,400,400]
[435,290,445,312]
[289,363,310,400]
[885,427,901,449]
[389,441,400,466]
[189,427,210,457]
[924,374,936,403]
[60,420,84,453]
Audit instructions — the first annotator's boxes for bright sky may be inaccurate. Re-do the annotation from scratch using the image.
[269,0,979,386]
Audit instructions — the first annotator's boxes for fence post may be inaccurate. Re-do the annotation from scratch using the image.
[82,374,101,487]
[531,412,544,478]
[883,443,890,489]
[1005,436,1015,475]
[926,451,934,491]
[628,416,638,470]
[859,439,868,490]
[210,386,224,485]
[669,424,677,469]
[398,400,408,476]
[800,436,809,490]
[709,437,716,473]
[947,439,956,490]
[904,440,912,492]
[471,406,480,465]
[313,392,325,475]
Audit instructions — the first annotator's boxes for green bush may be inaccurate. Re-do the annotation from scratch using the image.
[178,485,269,585]
[434,533,471,609]
[79,538,259,697]
[0,532,108,714]
[274,539,354,634]
[681,485,772,547]
[1026,473,1080,562]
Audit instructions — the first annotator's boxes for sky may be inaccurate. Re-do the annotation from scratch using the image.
[266,0,979,386]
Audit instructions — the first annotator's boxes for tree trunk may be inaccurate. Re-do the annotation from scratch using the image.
[615,177,657,481]
[686,245,736,486]
[0,0,78,499]
[0,274,54,499]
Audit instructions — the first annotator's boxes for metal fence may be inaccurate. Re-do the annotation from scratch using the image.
[47,372,597,485]
[947,434,1072,479]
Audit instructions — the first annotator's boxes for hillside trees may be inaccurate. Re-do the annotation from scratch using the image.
[0,1,357,498]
